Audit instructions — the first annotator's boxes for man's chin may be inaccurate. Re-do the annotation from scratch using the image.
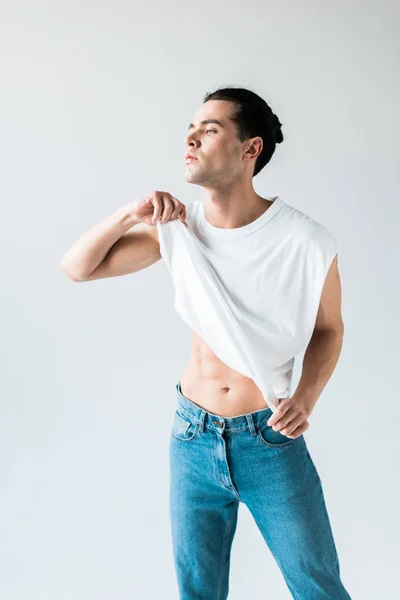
[185,177,199,185]
[185,164,211,184]
[184,172,203,184]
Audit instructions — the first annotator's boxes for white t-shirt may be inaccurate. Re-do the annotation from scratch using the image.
[157,196,340,412]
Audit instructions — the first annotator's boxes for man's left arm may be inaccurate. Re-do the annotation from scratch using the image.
[267,254,344,438]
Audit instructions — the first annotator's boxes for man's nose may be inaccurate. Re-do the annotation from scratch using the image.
[185,132,198,146]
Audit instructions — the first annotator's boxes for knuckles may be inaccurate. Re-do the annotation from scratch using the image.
[148,190,185,210]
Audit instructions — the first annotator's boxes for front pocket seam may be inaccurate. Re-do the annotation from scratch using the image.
[257,428,301,448]
[170,425,199,441]
[171,413,199,441]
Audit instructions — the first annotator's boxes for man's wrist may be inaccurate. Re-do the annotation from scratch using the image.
[117,204,141,229]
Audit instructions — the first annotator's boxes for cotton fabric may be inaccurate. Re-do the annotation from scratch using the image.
[157,196,340,411]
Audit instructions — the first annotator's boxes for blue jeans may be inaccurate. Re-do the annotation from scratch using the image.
[169,381,352,600]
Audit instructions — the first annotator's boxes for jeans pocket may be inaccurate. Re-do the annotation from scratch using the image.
[257,421,302,448]
[170,410,200,442]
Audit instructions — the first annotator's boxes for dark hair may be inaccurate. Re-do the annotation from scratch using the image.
[203,86,283,177]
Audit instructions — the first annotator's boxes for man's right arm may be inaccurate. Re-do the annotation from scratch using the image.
[60,204,161,282]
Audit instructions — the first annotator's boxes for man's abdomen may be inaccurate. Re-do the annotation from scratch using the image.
[179,329,273,417]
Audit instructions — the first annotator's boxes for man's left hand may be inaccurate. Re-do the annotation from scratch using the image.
[267,397,312,439]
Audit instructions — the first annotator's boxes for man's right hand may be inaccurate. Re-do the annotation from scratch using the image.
[129,191,187,227]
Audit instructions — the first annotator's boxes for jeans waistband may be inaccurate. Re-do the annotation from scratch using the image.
[175,380,273,433]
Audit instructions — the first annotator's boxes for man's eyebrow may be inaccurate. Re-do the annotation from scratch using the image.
[188,119,225,130]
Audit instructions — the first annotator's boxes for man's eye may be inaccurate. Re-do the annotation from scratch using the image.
[205,129,217,133]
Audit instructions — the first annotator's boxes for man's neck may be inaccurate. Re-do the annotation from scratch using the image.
[201,191,274,230]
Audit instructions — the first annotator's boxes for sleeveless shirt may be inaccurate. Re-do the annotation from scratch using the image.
[156,196,340,413]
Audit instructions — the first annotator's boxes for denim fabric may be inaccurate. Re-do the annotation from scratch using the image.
[169,381,352,600]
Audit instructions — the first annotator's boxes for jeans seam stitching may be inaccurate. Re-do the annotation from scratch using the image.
[257,430,302,448]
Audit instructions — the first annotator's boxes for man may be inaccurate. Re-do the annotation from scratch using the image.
[61,86,352,599]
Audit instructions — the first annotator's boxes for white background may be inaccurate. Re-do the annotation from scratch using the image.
[0,1,399,598]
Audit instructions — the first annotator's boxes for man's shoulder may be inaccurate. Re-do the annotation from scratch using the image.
[279,201,341,253]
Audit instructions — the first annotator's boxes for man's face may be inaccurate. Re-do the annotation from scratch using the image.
[184,100,248,186]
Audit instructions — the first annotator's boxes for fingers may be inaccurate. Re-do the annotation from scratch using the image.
[283,420,309,439]
[267,398,291,427]
[168,195,186,223]
[150,191,164,224]
[149,191,186,225]
[177,203,187,226]
[279,416,309,437]
[267,399,310,438]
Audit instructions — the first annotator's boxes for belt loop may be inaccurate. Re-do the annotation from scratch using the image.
[198,410,206,433]
[246,414,257,436]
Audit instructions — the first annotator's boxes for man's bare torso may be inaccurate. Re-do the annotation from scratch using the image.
[150,225,279,416]
[180,329,274,416]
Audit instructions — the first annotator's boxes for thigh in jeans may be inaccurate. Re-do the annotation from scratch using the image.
[237,423,352,599]
[168,407,239,600]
